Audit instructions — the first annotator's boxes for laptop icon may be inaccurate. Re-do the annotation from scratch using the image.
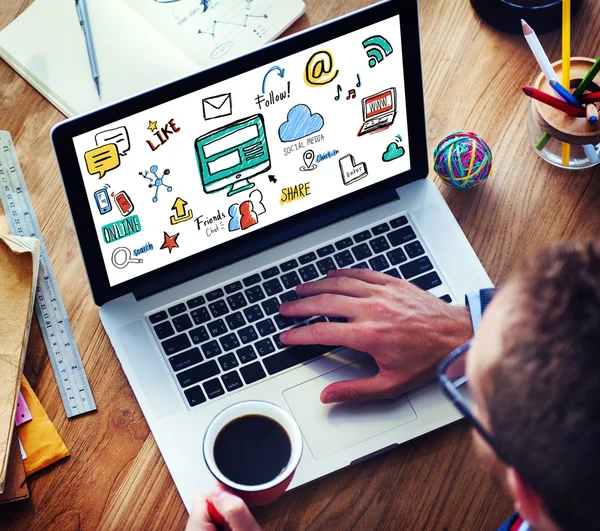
[358,87,397,136]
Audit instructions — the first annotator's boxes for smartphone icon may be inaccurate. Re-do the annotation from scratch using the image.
[114,191,134,216]
[94,189,112,214]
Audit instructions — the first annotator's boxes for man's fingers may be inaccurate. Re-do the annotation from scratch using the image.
[210,486,262,531]
[281,322,363,350]
[186,495,216,531]
[327,268,392,285]
[295,276,383,299]
[320,373,406,404]
[280,294,362,319]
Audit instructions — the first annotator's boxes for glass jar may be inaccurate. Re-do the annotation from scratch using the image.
[527,58,600,170]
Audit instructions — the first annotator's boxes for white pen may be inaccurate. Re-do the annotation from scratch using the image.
[75,0,101,98]
[521,19,556,83]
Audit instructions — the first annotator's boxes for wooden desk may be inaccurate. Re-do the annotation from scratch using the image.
[1,0,599,529]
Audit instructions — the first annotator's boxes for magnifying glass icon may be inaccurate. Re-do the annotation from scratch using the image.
[111,247,143,269]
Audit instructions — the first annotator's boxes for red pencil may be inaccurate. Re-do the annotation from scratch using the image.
[580,92,600,104]
[522,86,586,117]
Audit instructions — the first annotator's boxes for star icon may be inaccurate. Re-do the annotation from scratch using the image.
[161,232,179,253]
[148,120,158,133]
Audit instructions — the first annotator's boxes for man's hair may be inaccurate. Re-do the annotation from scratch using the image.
[487,241,600,531]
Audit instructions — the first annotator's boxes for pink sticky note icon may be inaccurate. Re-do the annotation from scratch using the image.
[15,391,32,426]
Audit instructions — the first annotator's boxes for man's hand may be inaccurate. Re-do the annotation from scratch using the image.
[279,269,472,404]
[186,485,262,531]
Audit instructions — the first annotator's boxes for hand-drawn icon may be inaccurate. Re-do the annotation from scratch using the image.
[363,35,394,68]
[148,120,158,133]
[94,188,112,214]
[304,50,339,87]
[262,66,285,94]
[347,89,356,100]
[161,231,180,253]
[334,85,342,101]
[195,114,271,196]
[140,165,173,203]
[299,150,317,171]
[339,154,368,186]
[170,197,194,224]
[95,127,130,157]
[113,190,134,216]
[202,93,233,121]
[268,175,277,183]
[146,119,181,151]
[254,82,291,110]
[280,183,312,205]
[249,189,266,215]
[383,135,406,162]
[102,215,142,244]
[279,104,324,143]
[132,242,153,257]
[85,144,120,178]
[239,200,258,230]
[358,88,397,136]
[111,247,143,269]
[356,74,362,88]
[228,204,241,231]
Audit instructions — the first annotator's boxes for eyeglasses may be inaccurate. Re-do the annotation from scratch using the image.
[437,340,510,464]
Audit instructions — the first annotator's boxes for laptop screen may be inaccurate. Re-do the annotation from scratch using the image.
[72,14,410,288]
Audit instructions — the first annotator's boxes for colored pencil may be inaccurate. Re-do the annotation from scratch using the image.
[583,144,599,164]
[586,103,599,123]
[580,92,600,104]
[522,86,586,116]
[561,0,571,165]
[521,20,556,82]
[573,57,600,100]
[550,79,581,108]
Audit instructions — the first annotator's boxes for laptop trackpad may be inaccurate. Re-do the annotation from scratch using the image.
[283,356,417,460]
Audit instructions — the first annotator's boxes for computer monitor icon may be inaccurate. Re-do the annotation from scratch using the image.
[195,114,271,196]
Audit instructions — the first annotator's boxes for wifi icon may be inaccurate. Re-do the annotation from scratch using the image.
[362,35,394,68]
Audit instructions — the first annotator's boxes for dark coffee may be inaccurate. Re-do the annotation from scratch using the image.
[213,414,291,486]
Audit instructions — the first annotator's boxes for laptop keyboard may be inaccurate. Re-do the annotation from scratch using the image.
[147,213,452,409]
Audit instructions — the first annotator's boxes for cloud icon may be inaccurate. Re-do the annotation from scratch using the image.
[382,141,405,162]
[278,104,324,143]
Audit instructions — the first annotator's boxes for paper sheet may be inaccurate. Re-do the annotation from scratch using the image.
[124,0,306,68]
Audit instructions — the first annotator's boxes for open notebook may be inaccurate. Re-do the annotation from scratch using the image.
[0,0,305,117]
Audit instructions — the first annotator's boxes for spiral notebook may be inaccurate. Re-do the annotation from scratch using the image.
[0,0,305,117]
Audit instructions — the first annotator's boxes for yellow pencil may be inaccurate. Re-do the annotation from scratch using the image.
[562,0,571,166]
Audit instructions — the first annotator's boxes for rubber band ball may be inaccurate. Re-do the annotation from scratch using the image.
[433,132,493,189]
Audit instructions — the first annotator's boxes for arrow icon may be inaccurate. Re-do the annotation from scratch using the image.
[262,66,285,94]
[268,175,277,183]
[170,197,193,225]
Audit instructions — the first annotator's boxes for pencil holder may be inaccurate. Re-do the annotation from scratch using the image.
[527,58,600,169]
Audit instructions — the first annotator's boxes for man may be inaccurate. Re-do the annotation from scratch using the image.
[187,241,600,531]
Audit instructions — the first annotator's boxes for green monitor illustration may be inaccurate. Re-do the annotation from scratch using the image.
[195,114,271,196]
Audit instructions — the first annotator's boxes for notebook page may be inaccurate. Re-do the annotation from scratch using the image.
[0,0,198,117]
[124,0,306,68]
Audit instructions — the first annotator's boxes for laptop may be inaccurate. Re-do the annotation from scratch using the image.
[52,0,492,512]
[357,87,398,136]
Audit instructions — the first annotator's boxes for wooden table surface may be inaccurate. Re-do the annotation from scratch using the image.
[1,0,599,529]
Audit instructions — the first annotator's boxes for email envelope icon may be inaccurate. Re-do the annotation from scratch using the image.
[202,93,233,120]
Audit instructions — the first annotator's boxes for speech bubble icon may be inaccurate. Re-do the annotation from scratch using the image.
[85,143,120,179]
[95,126,130,156]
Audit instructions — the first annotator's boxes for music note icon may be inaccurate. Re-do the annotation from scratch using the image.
[334,85,342,101]
[356,74,361,88]
[346,89,356,100]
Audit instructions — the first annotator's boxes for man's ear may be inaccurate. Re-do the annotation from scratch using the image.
[505,467,542,526]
